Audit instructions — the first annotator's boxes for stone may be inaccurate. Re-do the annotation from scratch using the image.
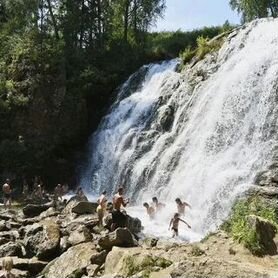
[68,226,92,246]
[90,250,108,265]
[0,241,23,257]
[0,269,29,278]
[41,242,97,278]
[24,220,60,260]
[98,228,138,251]
[60,236,71,253]
[23,203,52,218]
[126,215,142,234]
[247,215,277,255]
[71,201,98,215]
[104,247,172,277]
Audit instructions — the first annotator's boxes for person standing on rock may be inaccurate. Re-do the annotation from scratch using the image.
[2,179,12,209]
[97,190,107,226]
[175,198,191,215]
[111,187,129,230]
[169,213,191,238]
[152,197,165,213]
[143,202,156,220]
[0,257,15,278]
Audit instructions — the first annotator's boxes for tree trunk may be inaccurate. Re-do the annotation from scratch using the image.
[124,0,130,42]
[46,0,59,40]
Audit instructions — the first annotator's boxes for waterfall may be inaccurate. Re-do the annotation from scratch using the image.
[81,19,278,240]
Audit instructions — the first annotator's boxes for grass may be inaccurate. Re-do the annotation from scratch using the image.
[222,197,278,256]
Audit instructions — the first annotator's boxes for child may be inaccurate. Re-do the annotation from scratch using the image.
[143,202,156,220]
[0,257,15,278]
[169,213,191,237]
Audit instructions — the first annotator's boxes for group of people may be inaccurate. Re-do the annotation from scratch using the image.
[144,197,192,237]
[1,177,71,209]
[96,187,192,237]
[96,187,130,231]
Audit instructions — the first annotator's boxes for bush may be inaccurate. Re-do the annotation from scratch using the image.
[222,197,278,256]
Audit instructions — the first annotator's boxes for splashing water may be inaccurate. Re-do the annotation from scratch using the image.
[80,19,278,241]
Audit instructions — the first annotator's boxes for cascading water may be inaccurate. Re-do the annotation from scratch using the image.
[81,19,278,241]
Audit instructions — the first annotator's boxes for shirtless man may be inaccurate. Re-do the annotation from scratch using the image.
[175,198,191,215]
[169,213,191,237]
[143,202,155,220]
[96,191,107,226]
[152,197,165,213]
[2,179,12,209]
[111,187,129,230]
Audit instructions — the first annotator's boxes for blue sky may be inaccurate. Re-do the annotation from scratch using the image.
[153,0,241,31]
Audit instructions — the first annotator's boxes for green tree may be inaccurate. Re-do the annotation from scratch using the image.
[230,0,278,22]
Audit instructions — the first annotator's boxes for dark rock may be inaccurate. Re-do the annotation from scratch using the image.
[71,201,98,215]
[98,228,138,251]
[90,250,108,265]
[23,203,52,218]
[247,215,277,255]
[0,242,23,257]
[126,215,142,234]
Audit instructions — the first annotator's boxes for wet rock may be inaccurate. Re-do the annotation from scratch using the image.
[247,215,277,255]
[141,237,159,248]
[71,201,98,215]
[0,241,23,257]
[23,203,52,218]
[98,228,138,251]
[126,215,142,235]
[41,242,97,278]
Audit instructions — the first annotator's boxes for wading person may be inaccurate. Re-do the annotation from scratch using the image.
[2,179,12,209]
[175,198,191,215]
[111,187,129,231]
[169,213,191,238]
[152,196,165,213]
[96,190,107,226]
[143,202,156,220]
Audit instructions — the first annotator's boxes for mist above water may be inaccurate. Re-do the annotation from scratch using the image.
[81,19,278,241]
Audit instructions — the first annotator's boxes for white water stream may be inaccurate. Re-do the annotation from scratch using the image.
[81,19,278,241]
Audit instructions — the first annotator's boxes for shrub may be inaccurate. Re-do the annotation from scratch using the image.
[223,197,278,256]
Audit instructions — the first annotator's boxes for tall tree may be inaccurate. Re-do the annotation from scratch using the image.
[230,0,278,22]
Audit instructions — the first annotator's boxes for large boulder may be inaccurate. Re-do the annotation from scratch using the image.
[126,215,142,234]
[104,247,172,277]
[98,228,138,251]
[24,220,60,260]
[23,203,52,218]
[41,242,97,278]
[247,215,277,255]
[71,201,98,214]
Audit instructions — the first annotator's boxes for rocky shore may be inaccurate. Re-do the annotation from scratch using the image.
[0,181,277,278]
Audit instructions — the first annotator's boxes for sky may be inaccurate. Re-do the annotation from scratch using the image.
[153,0,241,31]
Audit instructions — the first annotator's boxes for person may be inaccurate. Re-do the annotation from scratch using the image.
[175,198,191,215]
[54,184,63,201]
[152,197,165,213]
[169,213,191,238]
[0,257,15,278]
[143,202,156,220]
[76,186,87,201]
[111,187,129,230]
[2,179,12,209]
[22,179,29,199]
[62,184,69,195]
[96,191,107,226]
